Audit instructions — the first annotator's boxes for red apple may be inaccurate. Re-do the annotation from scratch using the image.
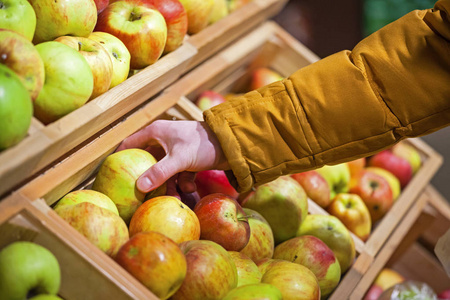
[94,0,109,13]
[0,29,44,102]
[195,169,239,199]
[392,142,422,174]
[129,195,200,244]
[368,149,413,189]
[363,284,384,300]
[228,251,262,287]
[250,67,283,90]
[55,36,113,100]
[194,90,226,111]
[349,169,394,222]
[115,231,187,299]
[172,240,238,300]
[194,193,250,251]
[291,170,331,208]
[273,235,341,298]
[95,1,167,70]
[240,208,275,263]
[438,289,450,300]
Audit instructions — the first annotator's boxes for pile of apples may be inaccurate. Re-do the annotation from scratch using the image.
[0,0,251,151]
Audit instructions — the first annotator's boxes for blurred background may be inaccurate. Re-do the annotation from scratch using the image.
[273,0,450,201]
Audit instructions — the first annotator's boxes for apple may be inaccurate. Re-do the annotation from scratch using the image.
[349,169,394,222]
[240,208,275,263]
[179,0,215,34]
[129,195,200,243]
[54,191,129,257]
[172,240,238,300]
[438,289,450,300]
[92,148,158,223]
[297,214,356,273]
[0,0,36,41]
[94,0,109,13]
[366,166,401,200]
[228,251,261,287]
[95,1,167,70]
[194,90,226,111]
[291,170,331,208]
[194,193,250,251]
[373,268,405,291]
[0,29,45,101]
[273,235,341,298]
[0,64,32,150]
[33,41,93,124]
[29,295,63,300]
[316,163,351,200]
[195,169,239,199]
[115,231,187,299]
[327,193,372,241]
[250,67,284,90]
[227,0,251,12]
[363,284,384,300]
[348,157,366,177]
[243,176,308,245]
[392,142,421,174]
[0,241,61,300]
[209,0,228,24]
[258,259,321,300]
[55,36,113,100]
[368,148,413,189]
[223,283,283,300]
[29,0,97,44]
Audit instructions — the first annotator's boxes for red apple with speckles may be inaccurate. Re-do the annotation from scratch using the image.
[115,231,187,299]
[273,235,341,298]
[194,193,250,251]
[291,170,331,208]
[195,169,239,199]
[172,240,238,300]
[95,1,167,69]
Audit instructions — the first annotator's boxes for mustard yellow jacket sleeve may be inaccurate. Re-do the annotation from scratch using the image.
[204,0,450,193]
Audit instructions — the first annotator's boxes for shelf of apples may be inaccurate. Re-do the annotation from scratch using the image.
[0,0,290,199]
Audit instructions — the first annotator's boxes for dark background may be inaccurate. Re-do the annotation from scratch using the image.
[273,0,450,201]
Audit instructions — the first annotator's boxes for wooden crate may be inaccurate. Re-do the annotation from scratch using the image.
[0,0,288,199]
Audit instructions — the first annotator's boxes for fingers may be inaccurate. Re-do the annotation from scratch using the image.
[116,122,163,152]
[177,171,197,194]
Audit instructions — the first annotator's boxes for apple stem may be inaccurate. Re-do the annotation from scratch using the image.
[129,11,141,22]
[77,41,82,51]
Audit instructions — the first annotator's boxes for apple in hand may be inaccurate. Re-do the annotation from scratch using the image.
[250,67,283,90]
[273,235,341,298]
[54,190,129,257]
[327,193,372,241]
[291,170,331,208]
[172,240,238,300]
[129,195,200,243]
[92,148,158,223]
[88,31,131,89]
[0,64,32,150]
[33,42,94,124]
[240,208,275,263]
[29,0,97,44]
[115,231,187,299]
[195,169,239,199]
[0,29,45,101]
[0,241,61,300]
[316,163,351,200]
[366,166,401,201]
[96,1,167,70]
[179,0,214,34]
[228,251,261,287]
[244,176,308,244]
[194,90,226,111]
[349,169,393,222]
[94,0,109,14]
[55,36,113,100]
[258,259,321,300]
[223,283,282,300]
[297,214,356,273]
[0,0,36,41]
[194,193,250,251]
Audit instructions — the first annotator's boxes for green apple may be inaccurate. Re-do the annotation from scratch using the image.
[273,235,341,298]
[0,0,36,41]
[243,176,308,245]
[228,251,261,287]
[92,148,158,224]
[179,0,214,34]
[0,64,32,150]
[223,283,283,300]
[33,42,93,124]
[0,29,45,101]
[209,0,228,24]
[316,163,351,200]
[297,214,356,273]
[29,0,97,44]
[88,31,131,89]
[0,241,61,300]
[29,295,63,300]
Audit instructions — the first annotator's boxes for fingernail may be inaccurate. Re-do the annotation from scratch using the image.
[138,177,152,192]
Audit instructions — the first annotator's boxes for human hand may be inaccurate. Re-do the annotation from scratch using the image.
[116,120,229,195]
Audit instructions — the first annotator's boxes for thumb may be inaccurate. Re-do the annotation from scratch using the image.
[136,156,183,193]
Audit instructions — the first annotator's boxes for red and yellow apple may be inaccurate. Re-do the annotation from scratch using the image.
[316,163,351,200]
[250,67,283,90]
[194,90,227,111]
[195,169,239,199]
[366,166,401,201]
[291,170,331,208]
[179,0,214,34]
[223,283,282,300]
[94,0,110,14]
[348,157,366,177]
[228,251,262,287]
[392,142,421,174]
